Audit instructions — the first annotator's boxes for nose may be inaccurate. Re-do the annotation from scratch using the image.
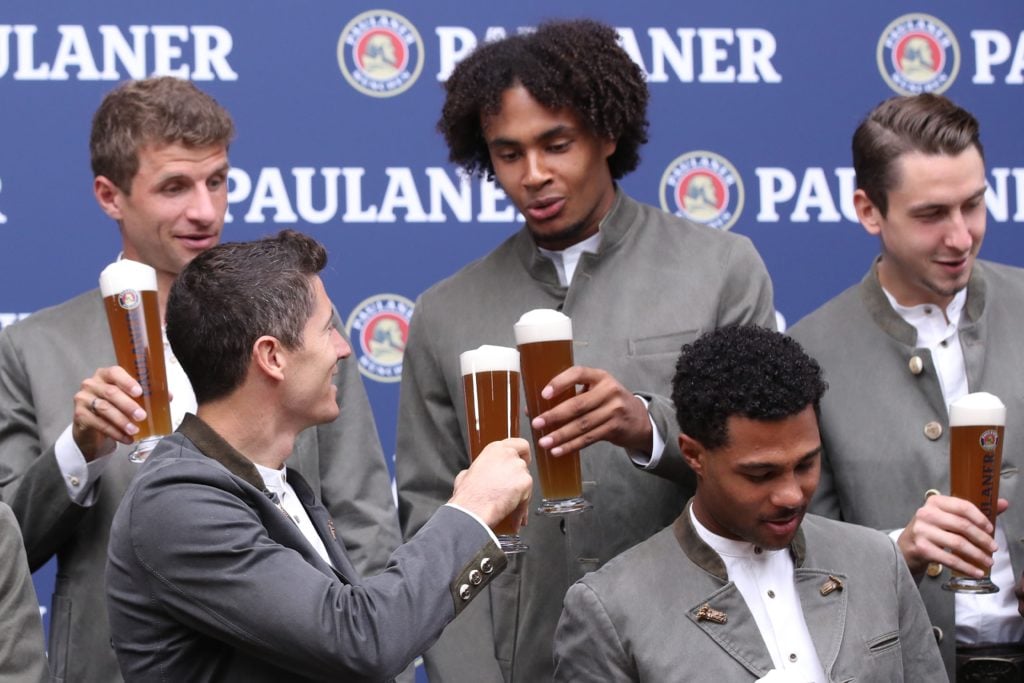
[332,328,352,360]
[186,186,219,226]
[771,475,805,510]
[945,211,974,253]
[522,151,551,189]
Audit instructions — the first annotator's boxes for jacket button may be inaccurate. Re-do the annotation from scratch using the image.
[926,562,943,578]
[908,356,924,375]
[924,421,943,440]
[469,569,483,586]
[932,625,943,644]
[480,558,494,574]
[459,584,471,601]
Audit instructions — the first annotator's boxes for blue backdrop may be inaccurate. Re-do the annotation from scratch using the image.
[2,1,1022,678]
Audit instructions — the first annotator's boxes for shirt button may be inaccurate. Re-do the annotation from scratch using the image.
[754,546,763,555]
[940,339,948,347]
[767,590,775,598]
[789,654,797,662]
[69,476,80,487]
[924,307,933,315]
[924,421,943,440]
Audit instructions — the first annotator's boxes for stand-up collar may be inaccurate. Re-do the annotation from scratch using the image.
[177,413,266,492]
[672,500,807,582]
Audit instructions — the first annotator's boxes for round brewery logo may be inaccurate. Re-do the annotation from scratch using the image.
[116,289,141,310]
[659,151,744,231]
[877,13,960,96]
[980,429,1000,452]
[337,10,424,98]
[344,293,414,383]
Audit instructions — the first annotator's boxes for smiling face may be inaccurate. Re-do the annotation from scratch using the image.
[856,147,987,308]
[482,85,617,251]
[94,142,229,289]
[282,276,351,429]
[682,407,822,550]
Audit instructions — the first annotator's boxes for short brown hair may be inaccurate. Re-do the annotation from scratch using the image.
[90,77,235,193]
[166,230,327,404]
[852,93,983,216]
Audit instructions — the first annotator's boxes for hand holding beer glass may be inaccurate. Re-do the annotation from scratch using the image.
[99,260,172,463]
[514,309,591,515]
[460,345,529,553]
[944,391,1005,593]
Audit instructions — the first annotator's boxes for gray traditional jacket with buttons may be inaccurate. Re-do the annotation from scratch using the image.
[553,504,947,682]
[107,414,505,683]
[396,188,776,683]
[789,259,1024,678]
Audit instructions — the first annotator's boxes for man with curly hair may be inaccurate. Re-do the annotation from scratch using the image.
[554,326,945,681]
[395,19,776,682]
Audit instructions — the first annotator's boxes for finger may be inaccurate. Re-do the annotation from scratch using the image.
[924,527,997,574]
[925,495,994,534]
[543,412,617,456]
[533,379,617,431]
[95,365,144,398]
[500,437,532,465]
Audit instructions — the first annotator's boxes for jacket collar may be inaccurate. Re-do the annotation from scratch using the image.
[672,499,807,582]
[177,413,267,492]
[858,257,988,345]
[514,185,638,286]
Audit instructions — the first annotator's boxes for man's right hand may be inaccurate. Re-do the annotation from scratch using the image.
[72,366,146,461]
[897,493,1005,577]
[449,438,532,530]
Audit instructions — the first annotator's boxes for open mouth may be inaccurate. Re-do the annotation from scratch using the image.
[526,197,565,222]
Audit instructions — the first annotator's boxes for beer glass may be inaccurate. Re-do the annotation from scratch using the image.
[99,260,172,463]
[460,345,528,553]
[944,391,1005,593]
[513,309,590,515]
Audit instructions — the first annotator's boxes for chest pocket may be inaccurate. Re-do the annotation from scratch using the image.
[627,330,700,358]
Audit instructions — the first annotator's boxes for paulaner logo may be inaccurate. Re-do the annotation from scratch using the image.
[659,151,744,231]
[877,13,960,95]
[337,10,423,98]
[344,293,414,383]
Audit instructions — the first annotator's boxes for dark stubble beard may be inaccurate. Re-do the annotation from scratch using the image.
[527,203,603,251]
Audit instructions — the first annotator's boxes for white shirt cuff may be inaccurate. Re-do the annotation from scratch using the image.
[627,395,666,470]
[54,424,115,506]
[445,502,502,547]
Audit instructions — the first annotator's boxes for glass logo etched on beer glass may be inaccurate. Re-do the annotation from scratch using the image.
[945,391,1005,594]
[514,309,591,516]
[99,260,172,463]
[460,345,528,554]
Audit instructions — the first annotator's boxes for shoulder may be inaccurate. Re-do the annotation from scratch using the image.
[976,259,1024,292]
[788,279,869,347]
[801,514,896,559]
[414,234,522,312]
[630,195,758,253]
[575,524,687,597]
[0,289,100,347]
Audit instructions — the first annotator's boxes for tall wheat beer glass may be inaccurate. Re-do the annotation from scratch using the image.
[99,260,172,463]
[945,391,1005,593]
[514,309,590,515]
[460,345,527,553]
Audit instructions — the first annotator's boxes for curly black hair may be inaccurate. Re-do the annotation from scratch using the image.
[438,18,649,180]
[671,326,827,450]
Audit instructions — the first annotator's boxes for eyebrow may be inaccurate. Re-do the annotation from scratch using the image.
[907,186,987,214]
[736,446,823,473]
[487,124,576,149]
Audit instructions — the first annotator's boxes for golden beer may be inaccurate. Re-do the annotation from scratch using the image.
[945,392,1005,593]
[460,346,527,553]
[100,260,172,462]
[514,309,589,515]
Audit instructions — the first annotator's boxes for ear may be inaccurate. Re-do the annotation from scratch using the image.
[252,335,286,382]
[602,137,617,160]
[94,176,125,221]
[678,433,707,478]
[853,188,883,237]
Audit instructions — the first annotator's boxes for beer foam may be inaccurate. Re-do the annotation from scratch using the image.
[99,259,158,296]
[949,392,1006,426]
[460,345,520,376]
[513,308,572,344]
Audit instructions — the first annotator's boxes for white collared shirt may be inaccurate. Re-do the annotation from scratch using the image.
[882,286,1024,645]
[691,507,825,682]
[254,462,335,568]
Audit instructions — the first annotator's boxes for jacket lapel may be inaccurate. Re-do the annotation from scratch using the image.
[794,570,848,679]
[287,468,361,584]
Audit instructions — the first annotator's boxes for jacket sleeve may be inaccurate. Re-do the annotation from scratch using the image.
[113,464,504,682]
[0,327,88,570]
[394,294,506,682]
[0,503,49,683]
[554,581,636,683]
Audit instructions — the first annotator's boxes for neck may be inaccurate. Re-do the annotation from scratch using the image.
[196,398,297,470]
[876,258,955,310]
